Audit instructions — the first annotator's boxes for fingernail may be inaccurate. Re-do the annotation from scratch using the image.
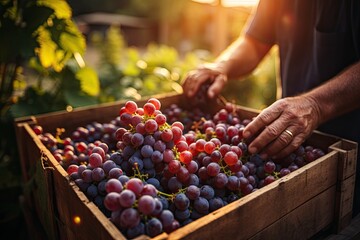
[249,147,257,154]
[208,91,214,98]
[243,131,250,138]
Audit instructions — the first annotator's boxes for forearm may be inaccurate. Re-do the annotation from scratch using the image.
[213,35,272,80]
[304,61,360,125]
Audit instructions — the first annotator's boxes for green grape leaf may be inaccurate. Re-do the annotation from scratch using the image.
[76,67,100,97]
[60,31,86,55]
[37,0,72,19]
[37,27,57,68]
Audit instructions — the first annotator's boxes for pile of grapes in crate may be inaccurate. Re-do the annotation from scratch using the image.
[33,97,325,239]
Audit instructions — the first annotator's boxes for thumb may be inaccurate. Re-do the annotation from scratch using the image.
[208,74,227,98]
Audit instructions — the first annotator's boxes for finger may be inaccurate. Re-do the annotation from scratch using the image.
[245,112,287,154]
[183,71,213,98]
[207,74,227,98]
[243,106,282,140]
[258,127,299,159]
[270,135,305,159]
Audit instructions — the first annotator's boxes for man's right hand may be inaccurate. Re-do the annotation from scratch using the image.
[182,63,228,99]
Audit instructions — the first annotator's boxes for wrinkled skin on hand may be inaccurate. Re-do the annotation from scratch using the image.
[243,95,321,159]
[182,63,228,99]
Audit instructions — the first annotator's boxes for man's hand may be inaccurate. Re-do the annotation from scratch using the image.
[243,95,321,159]
[182,63,228,99]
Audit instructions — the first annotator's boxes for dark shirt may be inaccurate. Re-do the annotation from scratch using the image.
[245,0,360,144]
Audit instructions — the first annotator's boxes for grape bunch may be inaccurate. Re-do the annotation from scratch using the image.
[32,97,325,239]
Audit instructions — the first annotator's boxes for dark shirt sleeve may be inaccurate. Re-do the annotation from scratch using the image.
[245,0,279,45]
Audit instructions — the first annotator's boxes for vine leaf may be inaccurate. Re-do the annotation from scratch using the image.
[76,67,100,97]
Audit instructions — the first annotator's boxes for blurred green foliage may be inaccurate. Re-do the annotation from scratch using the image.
[90,26,213,103]
[0,0,100,119]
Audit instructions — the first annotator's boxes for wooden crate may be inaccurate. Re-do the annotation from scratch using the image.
[15,93,357,240]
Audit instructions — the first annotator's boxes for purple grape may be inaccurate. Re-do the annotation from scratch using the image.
[209,197,225,212]
[194,197,209,214]
[214,173,228,189]
[174,193,190,211]
[141,145,154,158]
[103,160,117,174]
[145,218,163,237]
[127,222,145,239]
[104,192,121,211]
[75,178,90,192]
[200,185,215,200]
[81,169,93,183]
[167,177,182,193]
[174,209,191,222]
[138,195,156,215]
[119,189,136,208]
[185,185,200,200]
[206,162,221,177]
[109,152,123,165]
[108,167,123,179]
[105,178,123,193]
[89,153,103,168]
[86,184,98,199]
[92,167,105,182]
[151,197,164,216]
[120,208,140,229]
[160,209,175,228]
[131,133,144,147]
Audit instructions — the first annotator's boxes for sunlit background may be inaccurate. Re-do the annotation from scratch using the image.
[193,0,259,7]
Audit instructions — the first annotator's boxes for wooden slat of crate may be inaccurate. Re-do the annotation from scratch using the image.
[250,186,336,240]
[15,122,59,240]
[329,139,358,232]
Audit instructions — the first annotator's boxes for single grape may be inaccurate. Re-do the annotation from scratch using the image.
[138,195,156,215]
[194,197,209,214]
[92,167,105,182]
[174,193,190,211]
[185,185,201,200]
[131,133,144,147]
[214,173,228,189]
[108,167,123,179]
[126,178,144,197]
[104,192,121,211]
[224,151,238,166]
[125,100,138,114]
[264,160,276,174]
[200,185,215,200]
[179,150,193,165]
[106,178,123,193]
[120,208,140,229]
[145,217,163,237]
[206,162,221,177]
[89,153,103,168]
[119,189,136,208]
[141,184,158,197]
[143,102,156,116]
